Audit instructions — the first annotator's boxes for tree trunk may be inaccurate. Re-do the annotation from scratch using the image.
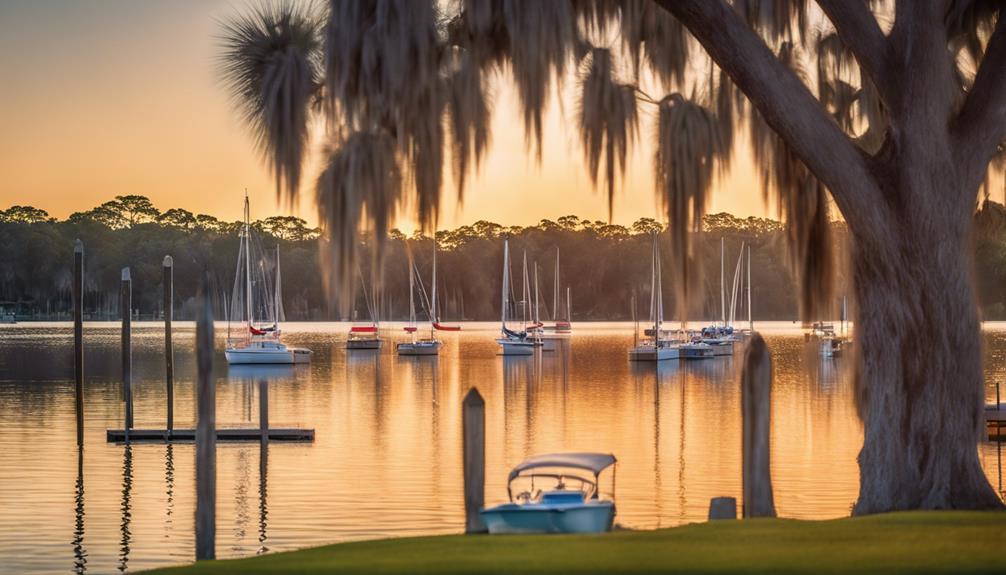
[851,183,1002,512]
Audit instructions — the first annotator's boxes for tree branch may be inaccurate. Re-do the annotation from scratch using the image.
[955,10,1006,171]
[816,0,894,107]
[654,0,889,243]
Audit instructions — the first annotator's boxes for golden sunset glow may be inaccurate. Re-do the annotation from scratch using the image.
[0,0,767,230]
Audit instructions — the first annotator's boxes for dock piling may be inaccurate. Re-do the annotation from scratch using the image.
[73,240,84,447]
[741,334,776,518]
[195,279,216,561]
[462,387,487,534]
[120,268,132,439]
[164,256,174,437]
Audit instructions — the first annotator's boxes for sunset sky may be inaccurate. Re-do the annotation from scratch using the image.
[0,0,770,231]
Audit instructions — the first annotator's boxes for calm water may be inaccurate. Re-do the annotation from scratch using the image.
[1,322,1004,574]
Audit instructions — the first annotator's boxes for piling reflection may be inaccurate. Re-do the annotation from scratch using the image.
[118,444,133,573]
[72,446,87,574]
[164,444,174,541]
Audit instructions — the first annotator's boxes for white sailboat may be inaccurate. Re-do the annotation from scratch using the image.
[397,245,442,356]
[225,195,311,365]
[430,239,461,332]
[348,265,382,349]
[629,234,679,361]
[698,237,735,356]
[529,262,557,351]
[497,240,535,356]
[542,247,572,334]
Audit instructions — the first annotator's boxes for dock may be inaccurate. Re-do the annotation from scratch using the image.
[985,404,1006,440]
[106,427,314,443]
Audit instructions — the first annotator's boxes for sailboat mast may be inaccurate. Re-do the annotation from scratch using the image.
[649,234,657,335]
[720,236,725,327]
[409,257,416,327]
[522,251,530,328]
[501,240,509,328]
[566,287,571,326]
[431,238,438,323]
[274,244,284,325]
[534,263,540,325]
[554,247,560,321]
[243,193,253,328]
[747,245,753,331]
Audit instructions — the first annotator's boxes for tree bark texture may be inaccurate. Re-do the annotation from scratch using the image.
[660,0,1005,512]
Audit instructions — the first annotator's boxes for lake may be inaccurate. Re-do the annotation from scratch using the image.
[1,322,1004,574]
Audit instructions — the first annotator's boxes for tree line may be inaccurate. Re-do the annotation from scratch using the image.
[5,194,1005,322]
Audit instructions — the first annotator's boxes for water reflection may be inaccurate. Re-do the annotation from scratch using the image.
[118,444,133,573]
[73,446,86,574]
[1,323,1005,573]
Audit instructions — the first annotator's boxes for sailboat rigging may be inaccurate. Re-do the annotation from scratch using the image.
[224,193,311,364]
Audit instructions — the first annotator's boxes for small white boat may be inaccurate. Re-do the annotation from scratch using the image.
[396,339,442,356]
[348,325,382,350]
[481,452,616,534]
[226,338,311,364]
[225,195,311,365]
[680,341,716,359]
[629,342,680,361]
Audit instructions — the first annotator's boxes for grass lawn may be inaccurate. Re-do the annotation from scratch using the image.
[144,511,1006,574]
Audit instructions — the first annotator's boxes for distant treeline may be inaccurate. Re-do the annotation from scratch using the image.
[8,195,1005,322]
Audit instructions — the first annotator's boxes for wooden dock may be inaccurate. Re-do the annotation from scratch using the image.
[985,404,1006,440]
[106,428,314,443]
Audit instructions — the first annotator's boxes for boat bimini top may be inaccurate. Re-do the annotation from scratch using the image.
[506,452,616,502]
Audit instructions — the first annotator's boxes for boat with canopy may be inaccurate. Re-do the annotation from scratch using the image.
[480,452,617,534]
[225,194,311,365]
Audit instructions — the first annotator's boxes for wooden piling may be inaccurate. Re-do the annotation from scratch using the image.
[164,256,174,436]
[741,334,776,518]
[73,240,84,447]
[462,387,487,534]
[120,268,132,438]
[195,282,216,561]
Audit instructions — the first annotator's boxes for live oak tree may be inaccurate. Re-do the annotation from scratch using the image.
[221,0,1006,512]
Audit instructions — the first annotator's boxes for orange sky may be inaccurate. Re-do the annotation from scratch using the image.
[0,0,770,231]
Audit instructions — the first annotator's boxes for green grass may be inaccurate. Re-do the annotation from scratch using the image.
[145,511,1006,574]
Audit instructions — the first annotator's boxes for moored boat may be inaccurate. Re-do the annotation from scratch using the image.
[225,195,311,365]
[480,452,617,534]
[629,233,680,362]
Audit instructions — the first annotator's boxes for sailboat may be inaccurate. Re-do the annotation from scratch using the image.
[529,262,557,351]
[542,247,572,334]
[225,195,311,365]
[397,245,443,356]
[629,234,680,361]
[497,240,535,356]
[430,239,462,331]
[697,237,735,356]
[347,266,382,350]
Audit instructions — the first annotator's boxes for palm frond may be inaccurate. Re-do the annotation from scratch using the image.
[220,0,322,201]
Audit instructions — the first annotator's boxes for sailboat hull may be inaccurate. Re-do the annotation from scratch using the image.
[497,339,535,356]
[628,345,679,361]
[396,340,442,356]
[225,344,311,365]
[347,339,382,350]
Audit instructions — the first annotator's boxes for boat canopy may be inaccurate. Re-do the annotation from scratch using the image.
[508,452,616,482]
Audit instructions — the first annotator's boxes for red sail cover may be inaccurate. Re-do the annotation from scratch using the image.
[433,322,461,331]
[350,325,378,333]
[403,326,418,333]
[250,326,267,335]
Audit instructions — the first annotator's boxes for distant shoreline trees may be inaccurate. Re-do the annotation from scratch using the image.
[4,195,1006,322]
